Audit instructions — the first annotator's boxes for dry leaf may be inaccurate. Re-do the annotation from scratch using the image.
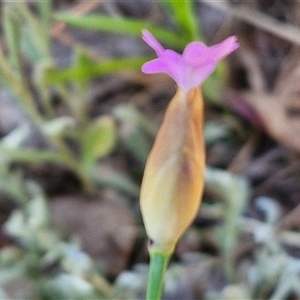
[50,192,138,278]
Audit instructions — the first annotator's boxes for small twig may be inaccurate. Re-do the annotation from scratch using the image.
[228,131,260,173]
[51,1,102,37]
[206,1,300,45]
[51,1,104,61]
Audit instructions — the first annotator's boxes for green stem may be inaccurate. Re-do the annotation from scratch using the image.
[0,48,44,125]
[56,84,88,125]
[146,251,171,300]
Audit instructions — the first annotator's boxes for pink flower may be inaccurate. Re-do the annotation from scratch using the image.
[142,30,239,91]
[140,30,239,255]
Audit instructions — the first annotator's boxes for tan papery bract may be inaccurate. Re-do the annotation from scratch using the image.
[140,87,205,254]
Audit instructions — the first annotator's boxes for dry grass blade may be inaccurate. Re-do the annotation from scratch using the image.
[51,1,104,60]
[51,1,102,36]
[207,1,300,45]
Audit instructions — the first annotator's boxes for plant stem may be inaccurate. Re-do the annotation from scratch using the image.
[146,251,170,300]
[56,84,88,125]
[0,47,44,125]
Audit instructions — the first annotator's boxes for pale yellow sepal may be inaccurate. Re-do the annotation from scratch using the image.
[140,87,205,255]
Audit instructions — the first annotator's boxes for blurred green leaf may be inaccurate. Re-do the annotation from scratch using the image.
[0,37,44,125]
[27,185,51,227]
[4,210,26,241]
[114,104,158,136]
[205,167,250,282]
[3,5,22,74]
[81,116,117,171]
[22,27,45,63]
[55,14,189,49]
[0,256,27,285]
[1,125,30,149]
[159,0,200,41]
[43,273,98,300]
[75,47,95,68]
[91,168,139,198]
[41,56,147,85]
[37,0,52,58]
[4,190,59,251]
[114,105,157,165]
[0,145,65,165]
[42,116,76,137]
[0,173,28,204]
[10,2,51,63]
[119,125,151,166]
[203,61,228,103]
[0,247,24,267]
[61,244,94,276]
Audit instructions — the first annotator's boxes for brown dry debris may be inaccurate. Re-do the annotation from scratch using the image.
[50,191,138,278]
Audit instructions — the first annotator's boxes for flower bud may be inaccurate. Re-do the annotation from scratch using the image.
[140,87,205,254]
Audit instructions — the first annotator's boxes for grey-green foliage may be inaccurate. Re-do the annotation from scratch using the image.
[0,184,112,299]
[205,167,249,282]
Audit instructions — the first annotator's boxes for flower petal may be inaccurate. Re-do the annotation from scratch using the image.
[141,30,239,90]
[142,49,182,84]
[208,36,239,61]
[142,29,164,56]
[142,58,167,74]
[186,61,216,89]
[182,42,212,66]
